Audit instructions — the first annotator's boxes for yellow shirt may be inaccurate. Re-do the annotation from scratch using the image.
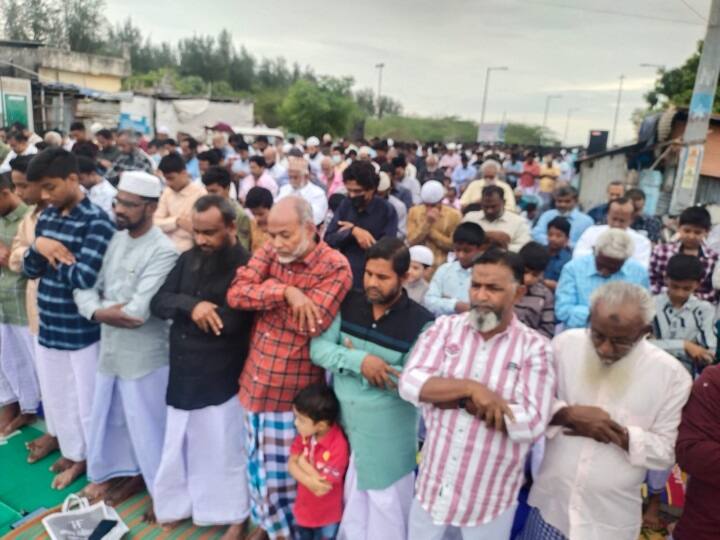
[539,165,560,193]
[8,206,40,335]
[407,204,462,271]
[153,182,207,253]
[460,179,517,212]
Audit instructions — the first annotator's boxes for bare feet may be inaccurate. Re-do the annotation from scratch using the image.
[104,476,145,507]
[1,412,36,437]
[642,494,666,531]
[161,519,185,532]
[220,520,249,540]
[0,403,19,433]
[80,480,116,502]
[50,456,73,473]
[142,507,157,524]
[27,433,59,463]
[245,528,269,540]
[52,460,86,490]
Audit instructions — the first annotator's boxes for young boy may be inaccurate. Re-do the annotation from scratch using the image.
[201,165,253,251]
[244,186,274,252]
[650,206,719,302]
[289,383,349,540]
[515,242,556,339]
[543,216,572,291]
[405,245,433,304]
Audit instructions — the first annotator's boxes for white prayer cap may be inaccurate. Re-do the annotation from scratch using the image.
[387,138,394,147]
[282,142,293,153]
[378,171,391,192]
[306,136,320,147]
[421,180,445,204]
[157,125,170,135]
[118,171,163,198]
[447,142,457,151]
[90,122,104,135]
[322,133,332,143]
[410,245,434,267]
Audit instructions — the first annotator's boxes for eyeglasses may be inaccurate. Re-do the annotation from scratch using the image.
[587,327,640,353]
[112,197,147,209]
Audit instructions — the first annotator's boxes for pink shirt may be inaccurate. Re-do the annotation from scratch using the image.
[238,170,278,202]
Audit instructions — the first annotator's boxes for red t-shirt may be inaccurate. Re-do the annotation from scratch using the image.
[290,423,349,527]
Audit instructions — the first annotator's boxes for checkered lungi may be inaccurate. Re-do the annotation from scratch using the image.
[518,507,568,540]
[245,410,297,539]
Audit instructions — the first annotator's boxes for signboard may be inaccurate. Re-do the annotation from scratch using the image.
[476,123,506,143]
[0,77,33,130]
[3,94,29,127]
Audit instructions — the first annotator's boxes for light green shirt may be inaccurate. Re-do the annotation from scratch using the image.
[0,203,30,325]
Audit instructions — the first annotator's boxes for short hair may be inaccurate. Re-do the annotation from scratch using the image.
[625,188,646,202]
[553,185,577,199]
[8,154,33,174]
[482,185,505,201]
[365,237,410,276]
[69,121,85,132]
[343,160,379,190]
[595,229,634,260]
[163,138,177,147]
[76,155,98,175]
[452,222,485,246]
[679,206,712,230]
[666,253,704,282]
[608,196,633,211]
[26,147,78,182]
[518,242,550,273]
[249,155,267,168]
[228,133,246,146]
[197,149,221,165]
[292,383,340,424]
[547,216,571,237]
[0,172,14,191]
[8,130,27,142]
[480,159,501,174]
[607,180,625,192]
[391,155,406,170]
[96,128,113,140]
[328,193,346,212]
[245,187,274,210]
[117,129,138,143]
[158,152,186,174]
[201,166,231,189]
[181,137,198,151]
[462,202,483,215]
[193,194,236,225]
[472,247,524,283]
[589,281,655,325]
[256,135,269,145]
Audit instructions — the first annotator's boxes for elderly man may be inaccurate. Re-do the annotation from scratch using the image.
[226,196,352,540]
[417,154,445,184]
[460,159,517,212]
[400,248,555,539]
[311,237,435,539]
[556,229,649,329]
[277,157,328,226]
[587,180,625,224]
[463,185,531,252]
[0,129,37,173]
[263,147,289,188]
[520,282,692,540]
[407,180,462,271]
[531,185,593,246]
[320,156,345,195]
[74,171,178,508]
[105,130,155,185]
[573,197,652,267]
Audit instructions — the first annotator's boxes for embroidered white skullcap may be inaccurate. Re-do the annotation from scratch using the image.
[410,245,434,267]
[118,171,163,198]
[421,180,445,204]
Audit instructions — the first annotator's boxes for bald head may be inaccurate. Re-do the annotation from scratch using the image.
[268,196,316,264]
[263,146,277,166]
[287,157,309,189]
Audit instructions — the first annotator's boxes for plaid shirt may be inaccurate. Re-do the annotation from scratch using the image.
[23,197,115,350]
[649,241,719,302]
[0,203,31,325]
[227,241,352,412]
[106,149,155,185]
[632,213,662,243]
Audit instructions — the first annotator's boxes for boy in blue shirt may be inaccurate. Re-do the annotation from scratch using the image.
[543,216,572,291]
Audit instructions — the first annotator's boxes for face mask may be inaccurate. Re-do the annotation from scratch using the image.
[351,194,366,210]
[332,155,342,165]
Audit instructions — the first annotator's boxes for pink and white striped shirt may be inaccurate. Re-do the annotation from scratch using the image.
[399,314,555,527]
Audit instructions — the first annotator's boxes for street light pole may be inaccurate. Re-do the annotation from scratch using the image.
[541,94,562,145]
[611,74,625,147]
[375,63,385,118]
[478,66,509,133]
[563,107,580,146]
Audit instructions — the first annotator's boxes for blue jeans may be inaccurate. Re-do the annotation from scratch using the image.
[297,522,340,540]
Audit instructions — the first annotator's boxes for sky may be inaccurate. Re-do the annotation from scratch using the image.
[105,0,711,145]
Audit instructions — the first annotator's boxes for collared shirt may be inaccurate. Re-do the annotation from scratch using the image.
[239,170,279,201]
[0,203,31,326]
[268,162,289,187]
[573,224,652,268]
[650,293,716,375]
[538,164,560,193]
[9,205,41,334]
[325,197,398,289]
[106,149,155,185]
[153,181,207,253]
[392,184,413,209]
[519,162,540,189]
[463,210,532,252]
[227,242,352,412]
[311,290,434,490]
[74,227,178,380]
[555,254,649,328]
[86,179,117,220]
[650,241,719,302]
[407,204,462,270]
[398,176,422,205]
[23,197,115,350]
[439,152,461,170]
[460,179,517,212]
[631,213,662,243]
[529,330,692,540]
[587,202,609,225]
[388,195,407,240]
[531,208,594,246]
[399,315,555,527]
[451,164,477,190]
[544,247,572,282]
[513,282,555,339]
[277,181,328,226]
[503,160,523,186]
[185,156,200,180]
[423,260,471,316]
[0,145,37,174]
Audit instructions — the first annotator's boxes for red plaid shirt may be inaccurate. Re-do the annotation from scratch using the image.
[227,241,352,412]
[649,241,719,302]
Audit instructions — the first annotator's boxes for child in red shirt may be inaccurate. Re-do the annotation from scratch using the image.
[289,383,349,540]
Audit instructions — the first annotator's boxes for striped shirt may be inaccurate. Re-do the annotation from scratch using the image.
[23,197,115,350]
[399,314,555,527]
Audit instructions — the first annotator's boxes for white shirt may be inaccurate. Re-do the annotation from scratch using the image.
[86,179,117,220]
[0,144,37,173]
[388,194,407,239]
[573,224,652,268]
[398,176,422,205]
[529,329,692,540]
[277,181,328,226]
[462,210,532,252]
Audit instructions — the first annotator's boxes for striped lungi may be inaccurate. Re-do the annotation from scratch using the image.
[244,410,297,540]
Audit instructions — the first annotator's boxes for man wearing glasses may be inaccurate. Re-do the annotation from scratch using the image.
[519,282,692,540]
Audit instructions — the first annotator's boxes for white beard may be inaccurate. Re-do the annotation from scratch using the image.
[468,309,501,333]
[581,339,639,400]
[277,233,311,265]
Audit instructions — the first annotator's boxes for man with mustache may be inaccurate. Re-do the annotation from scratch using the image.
[311,237,434,539]
[519,282,692,540]
[399,248,555,539]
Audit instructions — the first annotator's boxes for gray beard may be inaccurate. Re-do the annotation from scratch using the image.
[468,309,500,333]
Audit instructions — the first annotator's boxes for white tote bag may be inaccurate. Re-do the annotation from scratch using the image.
[42,494,129,540]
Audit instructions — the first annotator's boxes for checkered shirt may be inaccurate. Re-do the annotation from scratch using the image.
[649,241,719,302]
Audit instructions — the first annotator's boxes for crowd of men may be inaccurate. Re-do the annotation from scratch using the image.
[0,121,718,540]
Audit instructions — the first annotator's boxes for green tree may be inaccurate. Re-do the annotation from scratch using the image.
[62,0,106,52]
[504,123,559,146]
[279,77,359,136]
[1,0,63,44]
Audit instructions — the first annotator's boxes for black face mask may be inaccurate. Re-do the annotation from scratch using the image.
[351,194,366,210]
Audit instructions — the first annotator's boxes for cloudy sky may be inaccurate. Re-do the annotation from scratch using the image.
[105,0,710,145]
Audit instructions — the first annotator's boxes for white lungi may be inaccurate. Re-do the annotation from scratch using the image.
[154,395,250,526]
[35,342,98,461]
[32,335,55,435]
[87,366,169,495]
[408,497,517,540]
[0,324,40,413]
[338,453,415,540]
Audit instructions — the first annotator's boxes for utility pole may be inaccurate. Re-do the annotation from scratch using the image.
[563,107,580,146]
[479,66,509,136]
[375,63,385,118]
[541,95,562,146]
[670,0,720,213]
[611,74,624,147]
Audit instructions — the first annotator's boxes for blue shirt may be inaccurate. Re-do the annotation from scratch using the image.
[544,247,572,282]
[587,203,609,225]
[23,198,116,350]
[451,164,477,189]
[555,254,649,328]
[423,260,472,316]
[185,156,200,180]
[532,208,594,246]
